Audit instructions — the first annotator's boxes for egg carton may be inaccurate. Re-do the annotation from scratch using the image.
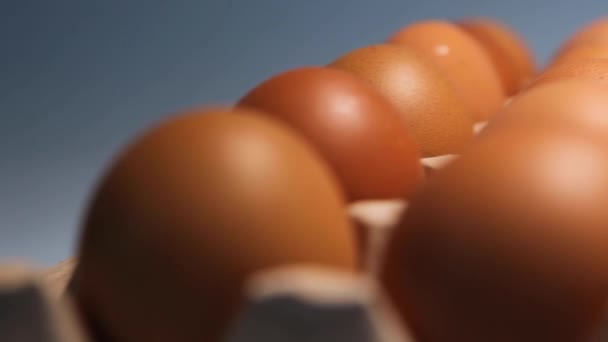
[0,263,88,342]
[0,197,415,342]
[0,121,490,342]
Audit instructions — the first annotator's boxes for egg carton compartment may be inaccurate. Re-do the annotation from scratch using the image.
[9,265,412,341]
[0,199,418,342]
[225,267,411,342]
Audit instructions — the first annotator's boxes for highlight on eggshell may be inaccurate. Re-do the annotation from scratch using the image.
[237,66,425,202]
[381,128,608,342]
[72,108,359,342]
[457,17,536,95]
[387,20,506,122]
[328,44,474,157]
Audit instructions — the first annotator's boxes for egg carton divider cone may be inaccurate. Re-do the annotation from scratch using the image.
[0,263,89,342]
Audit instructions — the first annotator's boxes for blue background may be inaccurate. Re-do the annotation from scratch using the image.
[0,0,603,266]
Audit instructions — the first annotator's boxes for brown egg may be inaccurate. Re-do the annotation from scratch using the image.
[458,18,536,95]
[530,58,608,88]
[328,44,473,157]
[388,20,505,122]
[556,17,608,56]
[73,108,358,342]
[481,80,608,141]
[238,66,424,201]
[551,43,608,67]
[381,129,608,342]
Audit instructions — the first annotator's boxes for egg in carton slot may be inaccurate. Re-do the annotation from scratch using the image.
[30,256,413,341]
[16,198,417,342]
[36,199,417,341]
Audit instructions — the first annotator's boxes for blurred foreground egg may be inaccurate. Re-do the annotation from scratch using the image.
[73,108,358,342]
[481,80,608,141]
[328,44,473,157]
[458,17,536,95]
[238,66,424,201]
[388,20,505,122]
[381,130,608,342]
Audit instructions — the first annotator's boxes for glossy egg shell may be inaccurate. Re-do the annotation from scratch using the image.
[530,58,608,88]
[388,20,505,122]
[550,43,608,67]
[328,44,474,157]
[381,129,608,342]
[458,18,536,95]
[556,17,608,56]
[238,66,424,201]
[73,109,358,342]
[481,80,608,142]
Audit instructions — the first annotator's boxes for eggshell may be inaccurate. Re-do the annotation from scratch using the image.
[388,20,505,122]
[556,17,608,56]
[238,66,424,201]
[530,58,608,88]
[328,44,474,157]
[550,43,608,67]
[0,265,89,342]
[481,80,608,141]
[381,129,608,342]
[458,18,536,95]
[73,108,358,342]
